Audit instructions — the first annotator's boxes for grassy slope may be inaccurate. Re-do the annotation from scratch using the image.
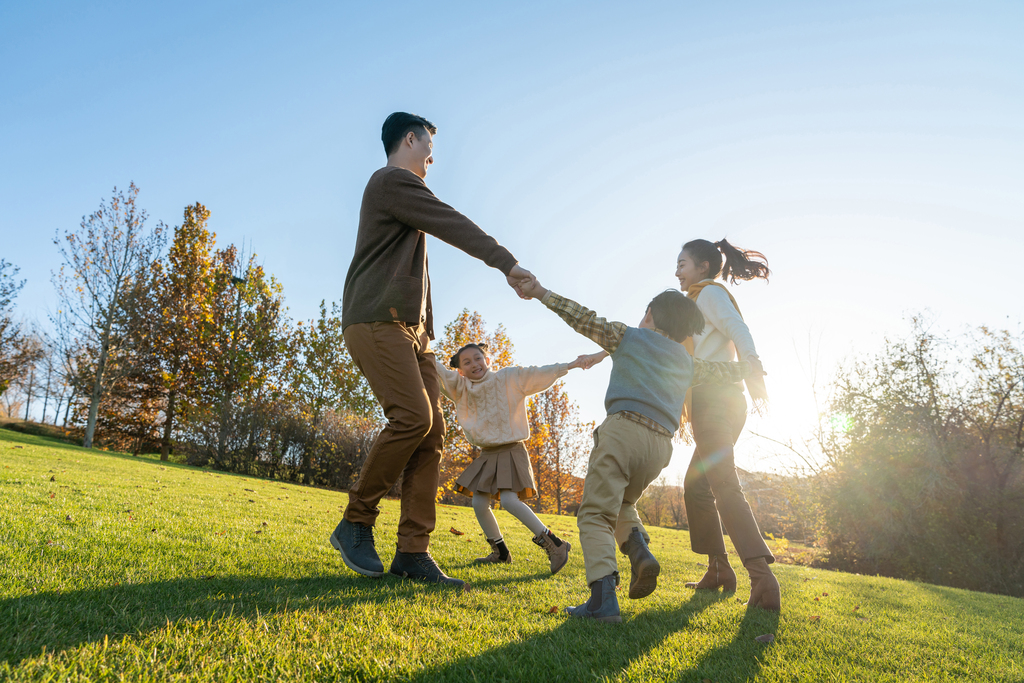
[1,430,1022,682]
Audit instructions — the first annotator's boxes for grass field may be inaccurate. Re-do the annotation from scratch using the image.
[2,428,1023,682]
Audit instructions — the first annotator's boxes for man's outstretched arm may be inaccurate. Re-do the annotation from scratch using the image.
[385,169,519,272]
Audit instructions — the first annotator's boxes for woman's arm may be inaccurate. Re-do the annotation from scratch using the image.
[699,286,758,360]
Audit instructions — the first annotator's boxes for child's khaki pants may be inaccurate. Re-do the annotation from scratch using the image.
[577,412,674,585]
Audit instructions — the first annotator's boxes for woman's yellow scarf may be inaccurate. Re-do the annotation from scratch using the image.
[681,281,769,429]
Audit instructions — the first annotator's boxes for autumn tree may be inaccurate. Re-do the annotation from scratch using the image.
[289,300,378,482]
[434,309,515,502]
[191,246,290,467]
[526,381,592,514]
[0,259,27,398]
[51,183,165,447]
[153,203,216,460]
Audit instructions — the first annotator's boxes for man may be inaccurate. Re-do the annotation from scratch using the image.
[332,112,532,588]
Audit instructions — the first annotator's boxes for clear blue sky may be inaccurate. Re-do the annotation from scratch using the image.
[3,1,1023,474]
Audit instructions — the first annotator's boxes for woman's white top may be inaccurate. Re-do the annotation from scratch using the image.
[691,279,758,362]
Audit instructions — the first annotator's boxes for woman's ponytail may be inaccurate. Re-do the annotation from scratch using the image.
[714,238,770,284]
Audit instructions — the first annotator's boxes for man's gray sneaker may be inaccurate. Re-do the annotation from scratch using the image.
[330,518,384,577]
[565,573,622,623]
[620,526,660,599]
[389,550,465,589]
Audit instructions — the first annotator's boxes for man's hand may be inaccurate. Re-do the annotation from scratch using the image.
[506,264,533,299]
[517,275,548,300]
[568,350,608,370]
[747,356,766,376]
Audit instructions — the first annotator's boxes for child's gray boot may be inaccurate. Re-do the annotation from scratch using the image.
[532,529,571,575]
[475,537,512,564]
[619,526,660,599]
[565,573,622,623]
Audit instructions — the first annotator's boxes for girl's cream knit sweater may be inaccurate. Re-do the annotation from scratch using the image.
[435,361,569,448]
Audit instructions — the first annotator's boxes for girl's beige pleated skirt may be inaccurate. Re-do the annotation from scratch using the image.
[455,441,536,499]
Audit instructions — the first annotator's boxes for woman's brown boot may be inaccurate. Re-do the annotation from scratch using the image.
[685,553,737,591]
[744,556,781,612]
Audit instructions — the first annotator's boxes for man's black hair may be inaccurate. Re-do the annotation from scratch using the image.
[647,290,706,343]
[450,343,488,369]
[382,112,437,157]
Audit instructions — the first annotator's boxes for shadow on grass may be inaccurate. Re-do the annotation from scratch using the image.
[0,573,444,665]
[2,570,781,681]
[401,590,779,683]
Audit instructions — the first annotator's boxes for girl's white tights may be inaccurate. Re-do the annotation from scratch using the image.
[472,489,548,540]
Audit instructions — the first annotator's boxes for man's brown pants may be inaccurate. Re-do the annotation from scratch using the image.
[342,322,445,553]
[683,383,774,564]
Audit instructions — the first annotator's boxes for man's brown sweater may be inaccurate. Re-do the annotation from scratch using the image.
[342,166,518,339]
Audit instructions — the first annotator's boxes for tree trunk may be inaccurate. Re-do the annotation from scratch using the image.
[23,366,35,420]
[84,321,112,449]
[161,388,176,461]
[62,387,74,428]
[216,390,232,464]
[41,364,52,424]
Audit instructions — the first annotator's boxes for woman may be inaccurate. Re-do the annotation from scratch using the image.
[674,238,780,612]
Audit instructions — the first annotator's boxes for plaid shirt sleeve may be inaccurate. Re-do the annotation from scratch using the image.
[692,358,752,386]
[541,291,627,354]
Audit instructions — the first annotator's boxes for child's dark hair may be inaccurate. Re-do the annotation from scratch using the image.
[382,112,437,156]
[450,343,488,368]
[682,238,771,284]
[647,290,705,343]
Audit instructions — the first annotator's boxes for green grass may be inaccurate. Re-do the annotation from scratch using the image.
[2,429,1023,682]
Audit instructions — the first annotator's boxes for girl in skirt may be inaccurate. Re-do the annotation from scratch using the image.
[436,342,602,573]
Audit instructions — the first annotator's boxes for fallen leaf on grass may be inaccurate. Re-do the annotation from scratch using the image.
[814,597,820,601]
[809,615,821,622]
[548,606,558,613]
[50,475,56,482]
[244,488,255,492]
[255,530,262,534]
[754,634,774,643]
[803,578,810,582]
[856,616,870,622]
[853,605,859,611]
[822,592,829,597]
[49,493,55,499]
[65,515,72,521]
[449,527,465,536]
[261,521,268,527]
[151,528,157,533]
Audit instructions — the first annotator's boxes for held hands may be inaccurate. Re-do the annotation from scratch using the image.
[568,350,608,370]
[516,274,548,300]
[506,264,534,299]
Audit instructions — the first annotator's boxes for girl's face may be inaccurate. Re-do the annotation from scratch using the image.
[675,248,709,291]
[457,348,490,380]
